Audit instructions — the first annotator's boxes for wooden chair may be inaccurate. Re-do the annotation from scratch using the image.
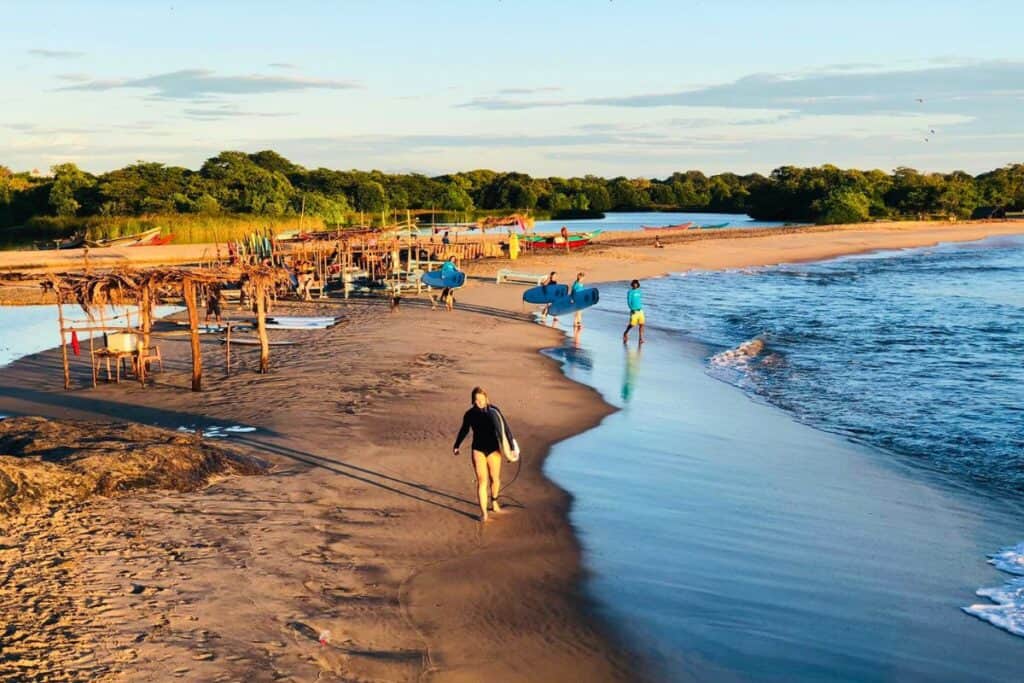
[138,345,163,374]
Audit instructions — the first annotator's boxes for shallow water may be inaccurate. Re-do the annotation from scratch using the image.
[543,237,1024,681]
[0,305,180,368]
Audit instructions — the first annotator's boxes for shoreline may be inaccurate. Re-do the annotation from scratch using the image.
[1,222,1023,680]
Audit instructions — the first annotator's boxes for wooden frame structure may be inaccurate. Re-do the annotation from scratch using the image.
[43,264,288,392]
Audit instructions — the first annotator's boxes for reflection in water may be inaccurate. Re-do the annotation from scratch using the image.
[621,347,641,402]
[555,327,594,372]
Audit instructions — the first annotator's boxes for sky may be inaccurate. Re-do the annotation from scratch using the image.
[2,0,1023,178]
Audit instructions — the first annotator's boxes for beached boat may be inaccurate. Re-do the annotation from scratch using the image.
[86,226,163,248]
[36,232,85,250]
[525,235,592,250]
[700,222,730,229]
[640,222,694,231]
[129,233,174,246]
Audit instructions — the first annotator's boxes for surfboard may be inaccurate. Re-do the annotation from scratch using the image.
[174,321,253,333]
[522,283,569,304]
[219,337,296,346]
[264,316,340,329]
[421,269,466,289]
[545,287,600,317]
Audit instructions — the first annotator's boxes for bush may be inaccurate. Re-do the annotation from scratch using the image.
[817,189,871,225]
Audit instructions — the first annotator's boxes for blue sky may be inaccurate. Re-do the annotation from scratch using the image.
[2,0,1022,177]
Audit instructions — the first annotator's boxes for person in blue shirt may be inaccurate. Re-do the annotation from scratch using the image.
[571,271,586,330]
[442,231,451,246]
[440,257,457,277]
[623,279,645,344]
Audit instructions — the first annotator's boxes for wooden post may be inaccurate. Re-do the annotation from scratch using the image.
[255,285,270,373]
[140,285,152,352]
[56,291,71,390]
[225,321,232,376]
[183,277,202,391]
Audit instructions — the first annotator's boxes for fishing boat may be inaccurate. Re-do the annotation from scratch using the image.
[524,234,592,250]
[130,233,174,246]
[86,226,163,248]
[699,222,730,229]
[36,232,85,250]
[640,222,693,231]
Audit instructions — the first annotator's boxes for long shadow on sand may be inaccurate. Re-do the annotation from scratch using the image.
[231,436,480,520]
[0,380,480,521]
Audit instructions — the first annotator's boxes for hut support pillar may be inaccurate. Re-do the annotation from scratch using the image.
[183,277,202,391]
[255,286,270,373]
[56,292,70,390]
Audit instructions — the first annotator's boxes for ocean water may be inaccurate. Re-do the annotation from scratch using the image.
[543,236,1024,681]
[655,236,1024,494]
[529,211,786,234]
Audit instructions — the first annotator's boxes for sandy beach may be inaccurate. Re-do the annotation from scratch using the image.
[1,219,1023,681]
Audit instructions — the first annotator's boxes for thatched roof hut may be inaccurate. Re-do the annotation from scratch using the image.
[42,264,288,391]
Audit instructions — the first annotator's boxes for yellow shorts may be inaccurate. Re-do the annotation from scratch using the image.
[629,310,645,326]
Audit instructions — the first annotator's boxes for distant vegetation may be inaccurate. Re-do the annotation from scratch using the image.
[1,151,1022,241]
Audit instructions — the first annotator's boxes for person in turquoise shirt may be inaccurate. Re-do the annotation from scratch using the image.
[441,258,457,277]
[623,279,645,344]
[571,271,586,330]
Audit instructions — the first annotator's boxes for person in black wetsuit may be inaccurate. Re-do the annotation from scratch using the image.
[453,387,516,522]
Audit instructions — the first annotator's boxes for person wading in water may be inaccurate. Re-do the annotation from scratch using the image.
[453,387,518,522]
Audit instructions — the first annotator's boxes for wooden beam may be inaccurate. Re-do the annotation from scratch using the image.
[55,291,70,390]
[255,285,270,373]
[183,277,202,391]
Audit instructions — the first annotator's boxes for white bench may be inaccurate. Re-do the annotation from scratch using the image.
[497,269,546,285]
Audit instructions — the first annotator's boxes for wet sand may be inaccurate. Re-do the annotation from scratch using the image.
[2,219,1024,680]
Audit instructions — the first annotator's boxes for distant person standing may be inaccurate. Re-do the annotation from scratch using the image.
[442,231,451,246]
[204,284,223,325]
[560,225,570,253]
[571,271,585,330]
[623,279,645,344]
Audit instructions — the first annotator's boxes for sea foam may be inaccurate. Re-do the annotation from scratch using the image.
[964,541,1024,638]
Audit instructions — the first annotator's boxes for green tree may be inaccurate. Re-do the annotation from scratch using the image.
[817,189,870,224]
[48,163,94,217]
[353,180,387,212]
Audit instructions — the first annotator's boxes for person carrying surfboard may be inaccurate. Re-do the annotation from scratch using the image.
[453,387,519,523]
[541,271,558,325]
[623,279,645,344]
[571,272,586,330]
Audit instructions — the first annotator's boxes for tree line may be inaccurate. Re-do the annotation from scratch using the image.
[1,150,1021,229]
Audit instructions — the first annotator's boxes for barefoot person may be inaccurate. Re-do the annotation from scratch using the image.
[204,283,223,325]
[623,279,645,344]
[570,271,585,330]
[540,271,558,325]
[453,387,518,522]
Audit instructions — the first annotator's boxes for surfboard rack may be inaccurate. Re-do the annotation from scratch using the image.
[497,269,547,285]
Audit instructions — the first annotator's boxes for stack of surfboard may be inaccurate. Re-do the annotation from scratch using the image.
[522,283,600,316]
[420,268,466,289]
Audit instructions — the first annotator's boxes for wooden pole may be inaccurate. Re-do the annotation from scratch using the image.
[183,278,203,391]
[225,322,232,376]
[56,291,70,390]
[255,286,270,374]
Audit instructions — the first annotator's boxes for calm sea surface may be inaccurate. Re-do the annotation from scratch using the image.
[531,211,785,234]
[543,236,1024,681]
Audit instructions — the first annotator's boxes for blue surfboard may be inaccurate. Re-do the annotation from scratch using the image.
[523,283,569,304]
[421,269,466,289]
[546,287,600,317]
